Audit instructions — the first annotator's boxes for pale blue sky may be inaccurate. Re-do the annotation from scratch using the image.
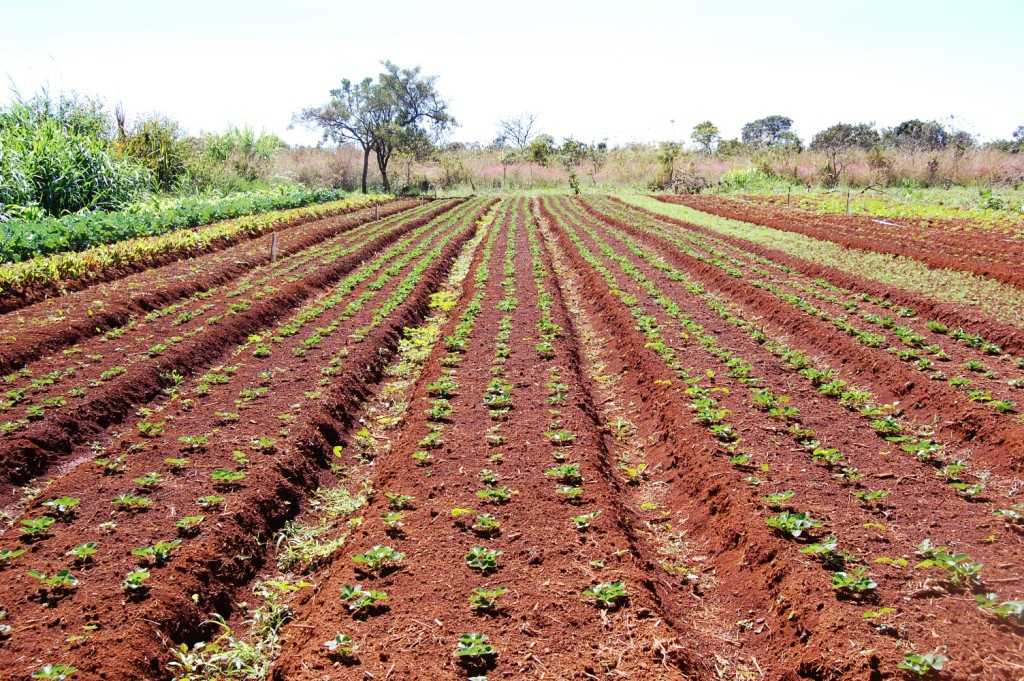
[2,0,1021,146]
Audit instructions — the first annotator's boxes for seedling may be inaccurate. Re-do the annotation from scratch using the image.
[427,375,458,397]
[67,543,97,564]
[472,513,501,537]
[20,516,56,537]
[251,436,276,453]
[323,632,357,660]
[831,566,877,596]
[476,486,515,505]
[133,472,162,489]
[557,485,584,503]
[351,545,405,576]
[994,503,1024,525]
[31,664,78,680]
[975,593,1024,623]
[469,586,508,613]
[122,568,151,594]
[411,450,432,466]
[915,539,982,587]
[196,495,225,509]
[800,536,845,569]
[853,489,889,507]
[178,434,209,450]
[132,539,182,566]
[479,469,499,486]
[340,584,388,615]
[384,491,415,510]
[571,510,602,531]
[0,547,27,563]
[426,398,453,422]
[453,632,497,667]
[618,461,647,484]
[545,429,575,445]
[765,511,821,539]
[211,469,246,486]
[28,569,78,597]
[545,463,582,484]
[176,515,204,536]
[763,491,795,509]
[382,511,405,536]
[164,457,190,472]
[94,456,126,474]
[811,447,844,467]
[897,651,947,677]
[137,421,165,438]
[582,581,628,609]
[465,546,501,573]
[42,496,80,519]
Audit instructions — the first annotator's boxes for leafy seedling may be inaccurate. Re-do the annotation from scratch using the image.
[472,513,501,537]
[67,543,97,564]
[384,491,415,510]
[122,568,151,595]
[454,632,497,671]
[20,516,56,538]
[545,463,582,484]
[211,469,246,487]
[763,491,795,509]
[831,566,877,596]
[765,511,821,539]
[465,546,501,574]
[571,510,602,531]
[32,664,78,680]
[132,539,182,566]
[897,651,947,677]
[975,593,1024,623]
[468,586,508,614]
[582,581,628,609]
[351,545,405,576]
[340,584,388,615]
[176,515,204,536]
[323,632,357,661]
[42,496,80,519]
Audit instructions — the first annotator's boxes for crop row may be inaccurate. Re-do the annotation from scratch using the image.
[540,196,1023,679]
[0,198,495,679]
[0,186,371,264]
[0,202,447,441]
[0,192,392,310]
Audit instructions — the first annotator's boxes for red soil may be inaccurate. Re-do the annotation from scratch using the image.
[0,196,1019,681]
[658,194,1024,290]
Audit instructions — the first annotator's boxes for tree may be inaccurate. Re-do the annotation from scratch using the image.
[585,141,608,184]
[1015,126,1024,144]
[498,113,537,150]
[298,61,454,193]
[741,115,800,149]
[370,61,454,192]
[653,141,682,188]
[810,123,881,187]
[690,121,720,155]
[884,119,949,151]
[526,134,556,166]
[558,137,589,194]
[298,78,378,193]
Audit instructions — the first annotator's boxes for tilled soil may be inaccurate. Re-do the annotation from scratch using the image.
[0,196,1020,681]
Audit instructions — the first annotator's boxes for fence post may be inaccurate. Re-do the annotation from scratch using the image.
[374,203,379,220]
[787,186,791,206]
[270,232,278,262]
[845,190,851,215]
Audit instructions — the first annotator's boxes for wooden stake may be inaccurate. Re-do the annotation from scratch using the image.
[374,204,379,220]
[786,187,791,206]
[846,190,851,214]
[270,232,278,262]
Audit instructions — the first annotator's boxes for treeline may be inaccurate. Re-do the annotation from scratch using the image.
[0,90,287,219]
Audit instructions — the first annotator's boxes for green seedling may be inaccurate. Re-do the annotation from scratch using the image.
[32,664,78,680]
[571,510,602,531]
[20,516,56,537]
[897,651,947,677]
[582,581,628,609]
[975,593,1024,623]
[545,429,575,445]
[42,496,80,519]
[28,569,78,594]
[453,632,497,665]
[164,457,190,472]
[763,491,795,509]
[351,545,405,576]
[323,632,356,659]
[196,495,225,509]
[0,547,27,563]
[176,515,204,536]
[916,539,983,587]
[67,543,97,564]
[133,472,162,489]
[132,539,182,566]
[765,511,821,539]
[557,485,583,503]
[384,491,415,510]
[122,568,151,593]
[831,566,877,595]
[340,584,388,615]
[472,513,501,537]
[476,486,515,505]
[465,546,501,573]
[210,469,246,486]
[468,586,508,613]
[545,463,582,484]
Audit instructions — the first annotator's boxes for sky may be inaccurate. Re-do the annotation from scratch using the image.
[2,0,1022,147]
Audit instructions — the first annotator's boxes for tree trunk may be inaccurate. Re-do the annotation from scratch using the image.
[361,147,370,194]
[376,148,391,192]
